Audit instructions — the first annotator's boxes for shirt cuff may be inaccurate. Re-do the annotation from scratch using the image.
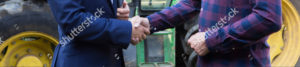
[204,29,231,54]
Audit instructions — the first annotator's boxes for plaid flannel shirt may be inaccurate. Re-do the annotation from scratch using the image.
[147,0,282,67]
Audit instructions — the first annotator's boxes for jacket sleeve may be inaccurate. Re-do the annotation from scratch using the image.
[205,0,282,53]
[48,0,132,48]
[147,0,201,32]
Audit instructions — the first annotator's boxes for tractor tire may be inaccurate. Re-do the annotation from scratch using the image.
[0,11,58,67]
[175,14,199,67]
[0,11,58,40]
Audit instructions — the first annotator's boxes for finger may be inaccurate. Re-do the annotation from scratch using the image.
[195,48,202,55]
[187,38,192,46]
[191,43,197,49]
[117,13,129,18]
[118,14,130,18]
[196,49,204,56]
[133,37,139,42]
[137,37,142,43]
[130,16,141,26]
[198,45,209,56]
[134,17,142,27]
[131,38,138,45]
[141,18,150,28]
[198,50,206,56]
[122,0,128,8]
[117,8,130,14]
[143,27,150,35]
[198,52,204,56]
[130,16,138,22]
[134,38,140,44]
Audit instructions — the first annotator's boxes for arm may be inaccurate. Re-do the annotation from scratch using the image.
[147,0,201,32]
[48,0,132,48]
[205,0,282,53]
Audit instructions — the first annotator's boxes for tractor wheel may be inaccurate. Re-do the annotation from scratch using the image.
[268,0,300,66]
[0,11,58,67]
[175,14,199,67]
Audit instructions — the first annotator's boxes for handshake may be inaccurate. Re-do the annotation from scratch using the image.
[129,16,150,45]
[117,1,209,56]
[117,1,150,45]
[120,15,150,45]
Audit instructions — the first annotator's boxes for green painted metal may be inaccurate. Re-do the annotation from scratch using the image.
[136,0,179,67]
[136,30,175,67]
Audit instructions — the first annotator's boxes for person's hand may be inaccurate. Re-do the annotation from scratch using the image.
[117,1,130,20]
[130,16,150,45]
[132,16,150,29]
[187,32,209,56]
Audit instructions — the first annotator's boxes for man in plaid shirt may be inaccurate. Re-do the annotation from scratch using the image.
[134,0,282,66]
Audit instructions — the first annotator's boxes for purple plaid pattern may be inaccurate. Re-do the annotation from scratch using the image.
[147,0,282,67]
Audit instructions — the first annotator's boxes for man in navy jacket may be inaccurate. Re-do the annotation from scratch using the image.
[48,0,149,67]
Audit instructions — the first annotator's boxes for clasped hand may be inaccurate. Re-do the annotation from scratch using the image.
[129,16,150,45]
[117,1,150,45]
[118,0,208,56]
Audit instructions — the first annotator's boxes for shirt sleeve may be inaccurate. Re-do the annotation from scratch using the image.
[48,0,132,48]
[205,0,282,53]
[147,0,201,33]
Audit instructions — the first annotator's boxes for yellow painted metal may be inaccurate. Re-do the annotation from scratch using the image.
[268,25,284,62]
[16,56,43,67]
[0,31,58,67]
[268,0,300,66]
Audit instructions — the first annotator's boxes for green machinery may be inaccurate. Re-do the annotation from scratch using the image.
[134,0,179,67]
[136,30,176,67]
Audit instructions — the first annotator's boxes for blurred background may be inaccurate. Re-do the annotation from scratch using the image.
[0,0,300,67]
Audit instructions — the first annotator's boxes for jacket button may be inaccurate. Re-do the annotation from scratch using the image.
[114,54,119,60]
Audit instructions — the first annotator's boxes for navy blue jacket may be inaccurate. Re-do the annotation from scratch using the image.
[48,0,132,67]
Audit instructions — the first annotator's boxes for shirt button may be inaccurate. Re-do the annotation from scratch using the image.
[154,27,157,31]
